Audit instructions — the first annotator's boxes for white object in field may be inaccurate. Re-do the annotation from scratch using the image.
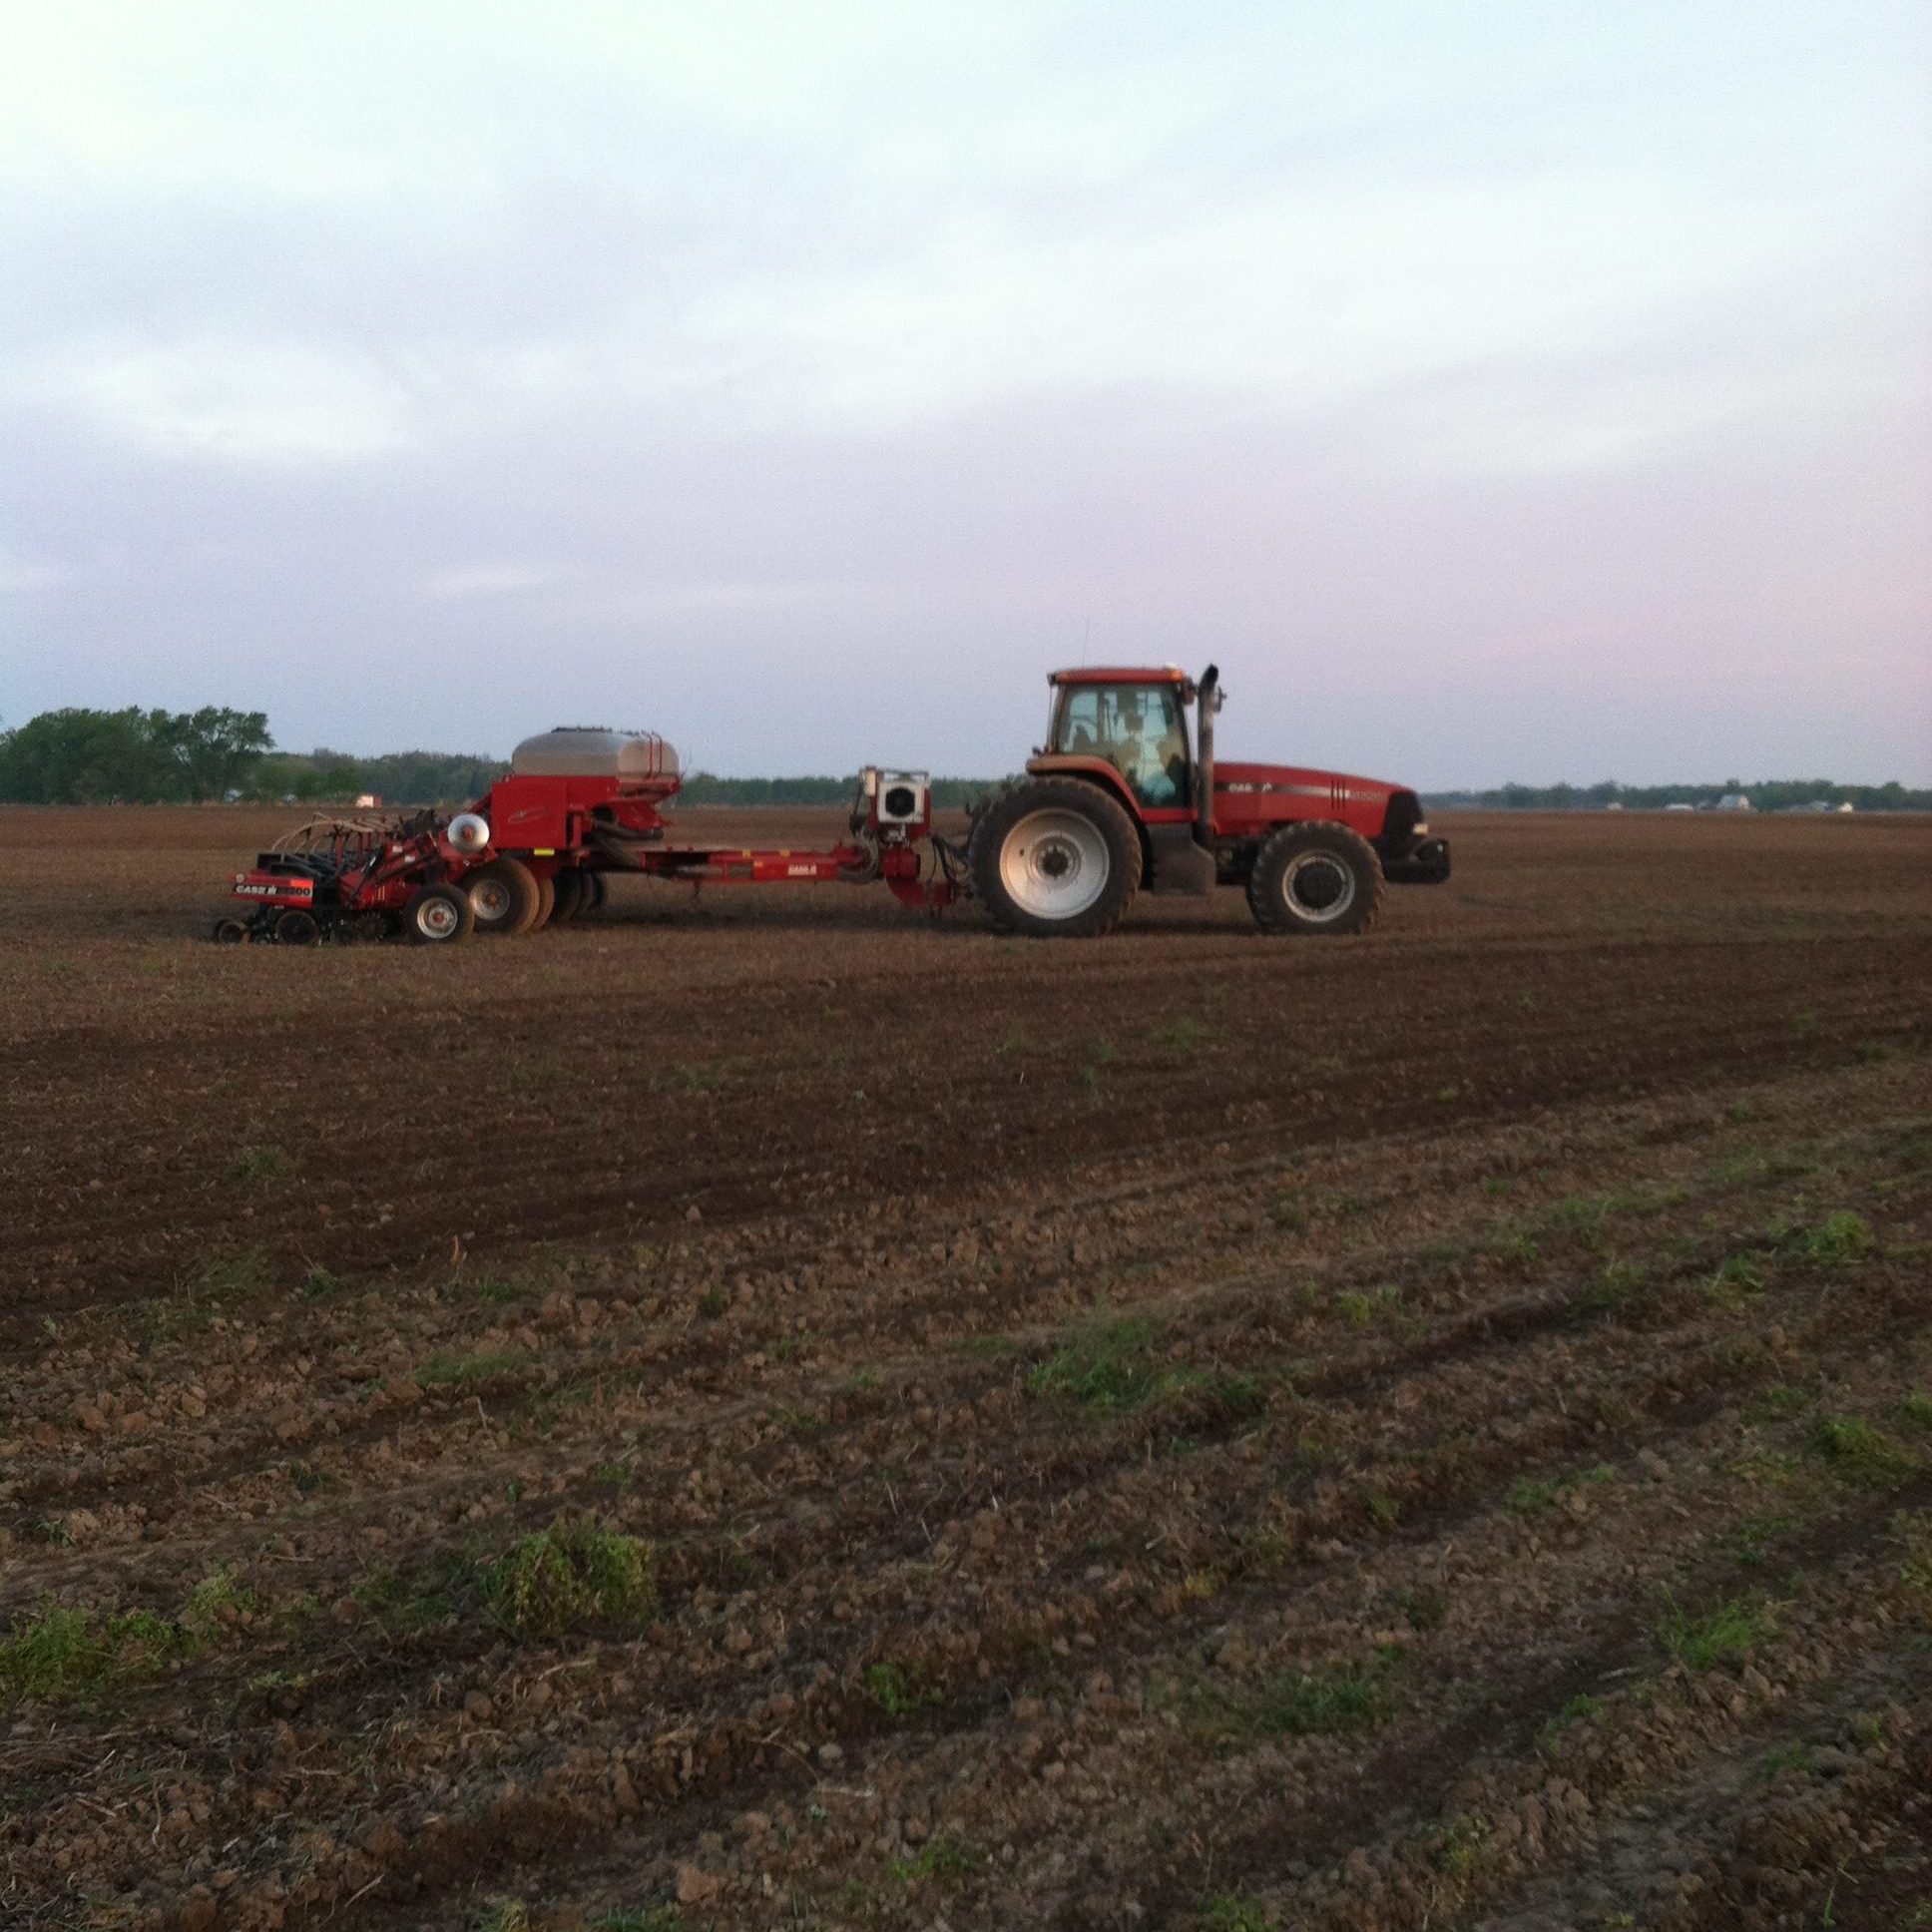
[355,792,381,807]
[1714,793,1753,811]
[447,812,491,853]
[510,727,681,781]
[872,770,930,825]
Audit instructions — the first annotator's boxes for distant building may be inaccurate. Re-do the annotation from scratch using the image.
[1714,793,1753,811]
[355,792,382,808]
[1664,802,1695,812]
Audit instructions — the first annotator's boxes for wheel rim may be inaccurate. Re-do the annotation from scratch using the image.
[418,897,460,940]
[1280,851,1355,923]
[471,877,512,923]
[999,808,1112,919]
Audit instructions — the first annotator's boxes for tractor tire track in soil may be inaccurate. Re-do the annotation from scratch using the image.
[2,806,1930,1930]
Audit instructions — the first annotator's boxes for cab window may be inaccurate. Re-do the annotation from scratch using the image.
[1054,685,1189,807]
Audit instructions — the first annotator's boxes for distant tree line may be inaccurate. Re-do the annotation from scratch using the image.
[1424,779,1932,811]
[3,709,1925,812]
[0,707,273,804]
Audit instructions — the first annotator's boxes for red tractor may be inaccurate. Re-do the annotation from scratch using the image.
[217,663,1447,942]
[965,664,1448,937]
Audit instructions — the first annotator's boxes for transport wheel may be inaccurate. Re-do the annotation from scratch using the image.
[968,778,1140,938]
[274,909,321,946]
[464,857,540,938]
[211,918,248,944]
[1245,821,1384,936]
[580,872,608,913]
[403,883,476,945]
[528,875,557,932]
[548,871,587,925]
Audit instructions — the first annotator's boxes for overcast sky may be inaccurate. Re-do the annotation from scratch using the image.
[2,1,1927,784]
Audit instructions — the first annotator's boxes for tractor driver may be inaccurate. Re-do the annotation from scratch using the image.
[1106,693,1184,807]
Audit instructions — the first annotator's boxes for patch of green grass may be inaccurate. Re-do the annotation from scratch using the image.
[230,1145,291,1184]
[769,1405,827,1439]
[488,1519,657,1639]
[353,1547,490,1633]
[996,1022,1033,1056]
[1656,1590,1768,1671]
[1788,1210,1874,1265]
[1729,1512,1797,1567]
[476,1902,532,1932]
[1364,1491,1400,1531]
[1813,1414,1916,1488]
[0,1569,250,1705]
[591,1911,683,1932]
[299,1265,345,1301]
[1027,1318,1264,1423]
[1538,1692,1603,1751]
[286,1460,331,1496]
[1435,1812,1493,1882]
[1028,1316,1165,1414]
[1393,1583,1448,1631]
[1550,1194,1616,1250]
[865,1659,943,1718]
[697,1287,727,1320]
[1704,1250,1768,1307]
[1150,1015,1212,1052]
[888,1834,975,1884]
[1077,1035,1118,1089]
[1743,1383,1810,1425]
[1189,1647,1403,1741]
[1504,1465,1613,1517]
[150,1245,273,1335]
[230,1136,289,1182]
[1582,1256,1649,1313]
[1201,1893,1269,1932]
[414,1349,525,1389]
[460,1274,527,1307]
[1759,1740,1814,1777]
[1487,1227,1540,1266]
[181,1569,254,1642]
[1268,1192,1307,1232]
[1481,1177,1513,1197]
[1898,1390,1932,1432]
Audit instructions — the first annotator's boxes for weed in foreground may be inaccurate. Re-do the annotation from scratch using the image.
[0,1567,253,1705]
[1150,1015,1213,1052]
[230,1145,291,1184]
[488,1520,657,1639]
[1028,1318,1264,1422]
[151,1246,272,1334]
[414,1349,526,1389]
[1504,1466,1613,1518]
[1435,1812,1494,1883]
[865,1659,943,1718]
[888,1835,975,1884]
[1656,1590,1769,1671]
[476,1903,531,1932]
[1538,1692,1604,1751]
[1896,1390,1932,1433]
[1813,1414,1917,1488]
[1202,1894,1269,1932]
[592,1912,683,1932]
[1186,1647,1403,1742]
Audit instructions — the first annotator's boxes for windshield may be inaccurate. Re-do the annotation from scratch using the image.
[1053,684,1189,806]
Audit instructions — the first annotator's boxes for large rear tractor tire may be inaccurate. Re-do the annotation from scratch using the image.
[1246,821,1384,936]
[548,870,588,925]
[403,883,476,945]
[464,858,540,938]
[968,778,1141,938]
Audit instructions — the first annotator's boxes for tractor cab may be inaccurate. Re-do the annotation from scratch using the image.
[1045,668,1198,810]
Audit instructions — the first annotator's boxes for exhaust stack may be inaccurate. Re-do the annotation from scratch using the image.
[1194,662,1220,849]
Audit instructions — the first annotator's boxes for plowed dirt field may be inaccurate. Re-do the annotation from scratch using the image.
[3,805,1930,1932]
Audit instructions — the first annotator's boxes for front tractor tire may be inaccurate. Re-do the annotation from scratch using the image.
[969,778,1141,938]
[403,883,476,945]
[1246,821,1385,936]
[464,857,540,937]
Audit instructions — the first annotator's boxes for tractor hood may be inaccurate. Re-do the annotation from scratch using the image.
[1213,761,1397,809]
